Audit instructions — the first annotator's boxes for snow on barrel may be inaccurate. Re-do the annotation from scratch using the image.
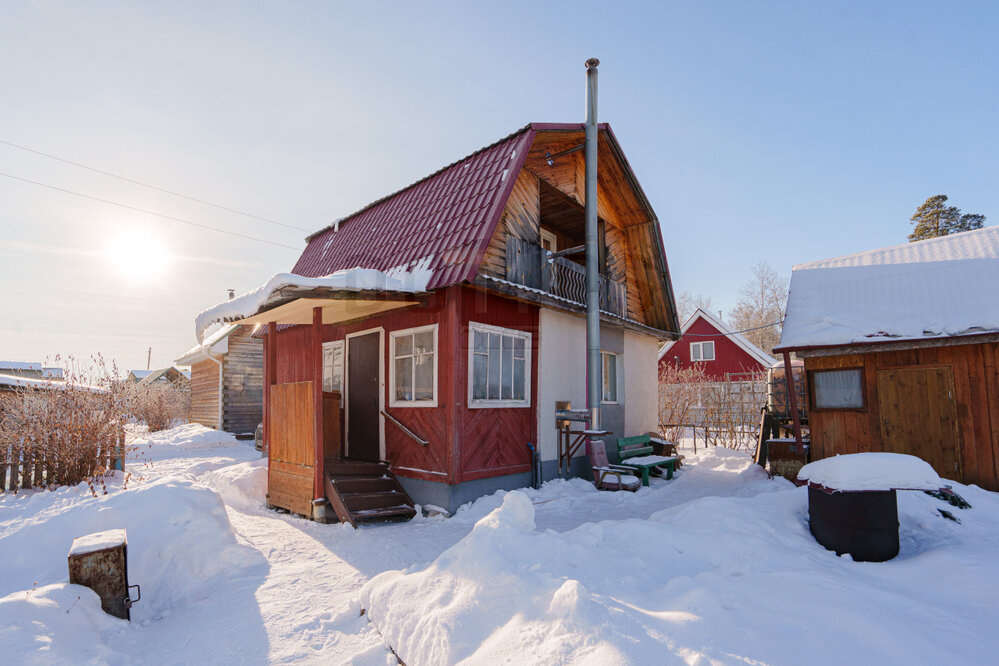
[798,453,943,562]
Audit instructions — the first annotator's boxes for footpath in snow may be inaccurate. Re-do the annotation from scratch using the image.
[1,423,998,664]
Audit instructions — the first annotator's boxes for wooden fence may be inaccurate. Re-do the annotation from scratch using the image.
[1,435,125,492]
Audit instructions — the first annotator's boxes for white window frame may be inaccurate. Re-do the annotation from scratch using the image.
[540,228,558,253]
[322,340,345,396]
[601,351,619,404]
[467,321,532,408]
[690,340,715,362]
[389,324,438,408]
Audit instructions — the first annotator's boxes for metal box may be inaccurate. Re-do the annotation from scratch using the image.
[68,529,139,620]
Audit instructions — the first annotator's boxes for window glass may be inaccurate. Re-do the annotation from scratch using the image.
[813,369,863,408]
[702,341,715,361]
[391,326,435,405]
[469,324,530,406]
[602,352,618,403]
[691,343,701,361]
[322,341,344,393]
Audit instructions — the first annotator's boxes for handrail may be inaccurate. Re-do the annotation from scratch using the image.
[380,410,429,447]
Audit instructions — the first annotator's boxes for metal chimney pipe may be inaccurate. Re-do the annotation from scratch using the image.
[584,57,601,430]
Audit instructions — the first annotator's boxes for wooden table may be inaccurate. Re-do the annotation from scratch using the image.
[618,455,679,485]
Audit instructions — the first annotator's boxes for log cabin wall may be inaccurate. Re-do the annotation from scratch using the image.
[221,326,263,436]
[479,130,670,328]
[189,358,220,428]
[805,341,999,491]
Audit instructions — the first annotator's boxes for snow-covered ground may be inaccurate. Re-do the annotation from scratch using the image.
[2,424,997,664]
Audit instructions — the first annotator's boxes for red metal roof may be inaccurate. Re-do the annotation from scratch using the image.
[292,126,539,290]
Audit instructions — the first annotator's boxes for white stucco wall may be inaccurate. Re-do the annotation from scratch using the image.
[536,309,662,462]
[536,309,587,462]
[623,329,661,436]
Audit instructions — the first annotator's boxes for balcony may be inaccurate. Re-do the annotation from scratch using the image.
[505,237,627,318]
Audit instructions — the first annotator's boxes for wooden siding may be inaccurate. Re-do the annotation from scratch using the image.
[481,169,540,278]
[267,381,316,516]
[268,286,539,486]
[190,358,220,428]
[222,326,263,435]
[659,315,772,380]
[806,341,999,491]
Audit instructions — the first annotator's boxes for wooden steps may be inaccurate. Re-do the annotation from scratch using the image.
[323,458,417,527]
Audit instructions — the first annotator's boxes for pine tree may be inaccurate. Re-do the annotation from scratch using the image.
[908,195,986,242]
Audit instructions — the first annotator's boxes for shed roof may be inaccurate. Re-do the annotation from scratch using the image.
[777,226,999,351]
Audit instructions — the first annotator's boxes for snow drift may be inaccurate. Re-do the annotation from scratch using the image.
[360,482,999,665]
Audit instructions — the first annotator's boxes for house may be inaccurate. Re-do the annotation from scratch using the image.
[175,324,262,437]
[774,227,999,491]
[194,122,680,520]
[128,367,190,388]
[0,362,63,380]
[657,308,776,380]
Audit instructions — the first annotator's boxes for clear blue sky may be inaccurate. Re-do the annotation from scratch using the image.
[1,1,996,372]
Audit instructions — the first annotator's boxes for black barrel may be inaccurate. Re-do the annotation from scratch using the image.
[808,485,899,562]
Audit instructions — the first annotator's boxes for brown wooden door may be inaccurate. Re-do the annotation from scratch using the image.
[347,332,381,461]
[877,366,962,482]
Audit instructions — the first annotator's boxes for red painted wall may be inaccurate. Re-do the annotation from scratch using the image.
[269,286,538,485]
[658,315,770,381]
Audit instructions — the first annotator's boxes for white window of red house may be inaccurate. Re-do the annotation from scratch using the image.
[322,340,344,393]
[690,340,715,361]
[468,322,531,408]
[389,325,437,407]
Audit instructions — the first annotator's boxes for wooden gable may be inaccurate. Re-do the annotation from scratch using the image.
[479,127,678,333]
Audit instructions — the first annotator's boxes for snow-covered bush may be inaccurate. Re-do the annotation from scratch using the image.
[0,357,130,492]
[127,382,189,432]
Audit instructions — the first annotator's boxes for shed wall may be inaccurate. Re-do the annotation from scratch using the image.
[190,358,220,429]
[222,326,263,435]
[806,341,999,491]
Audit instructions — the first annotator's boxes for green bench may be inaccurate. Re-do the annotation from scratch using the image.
[616,434,680,486]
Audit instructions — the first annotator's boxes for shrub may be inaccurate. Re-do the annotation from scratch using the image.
[128,382,189,432]
[0,357,129,492]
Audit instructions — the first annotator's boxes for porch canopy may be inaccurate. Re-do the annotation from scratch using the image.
[194,266,431,522]
[195,266,431,340]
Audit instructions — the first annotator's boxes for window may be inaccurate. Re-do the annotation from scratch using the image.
[690,341,715,362]
[468,322,531,407]
[540,228,558,252]
[812,369,864,409]
[390,325,437,407]
[601,352,619,403]
[322,341,344,393]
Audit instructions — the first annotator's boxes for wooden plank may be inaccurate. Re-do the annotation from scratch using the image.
[270,459,312,477]
[269,469,314,496]
[269,381,314,466]
[267,489,314,517]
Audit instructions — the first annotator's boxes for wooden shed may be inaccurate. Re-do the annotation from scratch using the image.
[775,227,999,491]
[175,324,263,436]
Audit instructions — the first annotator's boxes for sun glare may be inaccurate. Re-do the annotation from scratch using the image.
[103,228,173,282]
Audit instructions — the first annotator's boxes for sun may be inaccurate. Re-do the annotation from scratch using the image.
[103,227,173,282]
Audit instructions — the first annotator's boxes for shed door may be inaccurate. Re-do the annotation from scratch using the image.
[876,366,962,482]
[347,332,381,462]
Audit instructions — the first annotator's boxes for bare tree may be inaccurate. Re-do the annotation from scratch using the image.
[676,291,714,323]
[729,262,788,356]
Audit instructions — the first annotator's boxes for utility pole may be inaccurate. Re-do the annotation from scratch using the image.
[146,347,152,371]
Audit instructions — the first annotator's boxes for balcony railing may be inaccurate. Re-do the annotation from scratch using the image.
[505,237,627,318]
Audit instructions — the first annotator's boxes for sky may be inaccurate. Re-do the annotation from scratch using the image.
[1,1,996,373]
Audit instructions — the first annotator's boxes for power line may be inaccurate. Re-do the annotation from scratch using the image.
[0,170,300,251]
[671,320,783,338]
[0,137,311,233]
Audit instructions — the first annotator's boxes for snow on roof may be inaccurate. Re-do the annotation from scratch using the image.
[68,529,127,557]
[798,452,942,491]
[175,324,236,365]
[194,264,433,342]
[0,374,95,391]
[658,308,777,367]
[0,361,42,371]
[778,226,999,350]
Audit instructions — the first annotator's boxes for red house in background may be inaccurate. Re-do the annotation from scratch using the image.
[658,309,775,380]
